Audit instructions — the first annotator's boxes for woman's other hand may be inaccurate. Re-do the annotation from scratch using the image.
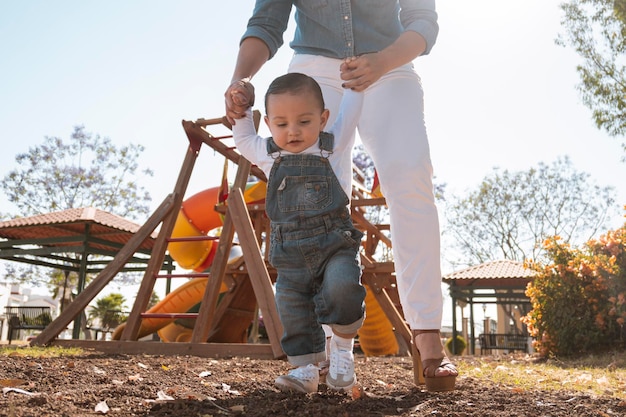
[339,54,387,92]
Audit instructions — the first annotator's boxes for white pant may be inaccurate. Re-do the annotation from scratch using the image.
[289,54,443,330]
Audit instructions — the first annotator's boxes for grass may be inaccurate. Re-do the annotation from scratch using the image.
[455,350,626,399]
[0,344,84,358]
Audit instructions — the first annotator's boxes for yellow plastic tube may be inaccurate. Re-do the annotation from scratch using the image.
[358,285,399,356]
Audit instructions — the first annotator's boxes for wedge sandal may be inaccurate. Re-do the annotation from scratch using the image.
[413,329,458,392]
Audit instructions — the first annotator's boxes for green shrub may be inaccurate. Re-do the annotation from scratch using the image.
[446,335,467,355]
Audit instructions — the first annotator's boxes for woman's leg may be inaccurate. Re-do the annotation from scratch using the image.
[357,63,443,330]
[357,64,457,390]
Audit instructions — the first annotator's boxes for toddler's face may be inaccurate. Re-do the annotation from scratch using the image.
[264,91,329,153]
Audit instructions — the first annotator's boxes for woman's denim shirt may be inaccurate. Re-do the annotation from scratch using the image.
[242,0,439,59]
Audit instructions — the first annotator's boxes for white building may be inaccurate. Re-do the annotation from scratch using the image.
[0,282,58,343]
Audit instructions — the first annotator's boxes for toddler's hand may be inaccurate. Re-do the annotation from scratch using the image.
[225,78,255,124]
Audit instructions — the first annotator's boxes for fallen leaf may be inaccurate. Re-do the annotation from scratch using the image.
[156,390,175,401]
[92,366,106,375]
[575,373,593,383]
[596,376,610,386]
[0,379,26,387]
[94,400,109,414]
[2,387,40,396]
[221,383,240,395]
[351,385,364,399]
[181,390,205,400]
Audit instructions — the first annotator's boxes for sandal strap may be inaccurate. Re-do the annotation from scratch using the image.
[422,357,455,378]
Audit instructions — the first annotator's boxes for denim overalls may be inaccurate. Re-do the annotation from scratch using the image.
[266,132,366,366]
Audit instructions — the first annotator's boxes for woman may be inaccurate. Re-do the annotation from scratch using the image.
[224,0,457,392]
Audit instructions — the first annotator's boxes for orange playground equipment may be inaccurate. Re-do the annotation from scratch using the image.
[123,179,399,355]
[32,112,421,384]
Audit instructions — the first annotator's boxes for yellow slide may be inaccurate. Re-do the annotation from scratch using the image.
[358,286,399,356]
[355,170,399,356]
[167,187,223,272]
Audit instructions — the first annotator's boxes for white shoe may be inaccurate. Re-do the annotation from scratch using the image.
[326,338,356,392]
[275,364,319,393]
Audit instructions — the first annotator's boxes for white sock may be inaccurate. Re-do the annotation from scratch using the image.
[332,334,354,351]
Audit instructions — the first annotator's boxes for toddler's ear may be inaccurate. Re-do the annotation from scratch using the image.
[320,108,330,130]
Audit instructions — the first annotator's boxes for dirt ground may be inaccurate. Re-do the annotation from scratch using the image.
[2,351,626,417]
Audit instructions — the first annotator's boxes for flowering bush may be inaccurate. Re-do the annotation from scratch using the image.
[523,214,626,357]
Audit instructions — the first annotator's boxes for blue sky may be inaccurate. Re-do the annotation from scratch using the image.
[2,1,624,225]
[2,1,626,324]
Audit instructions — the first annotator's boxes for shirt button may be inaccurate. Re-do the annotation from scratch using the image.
[344,15,349,20]
[347,42,352,47]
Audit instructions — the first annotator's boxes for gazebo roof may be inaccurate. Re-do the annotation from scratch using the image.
[0,207,162,273]
[443,259,536,289]
[0,207,156,251]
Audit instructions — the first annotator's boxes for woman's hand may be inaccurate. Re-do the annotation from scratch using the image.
[224,78,255,124]
[339,31,428,92]
[339,54,388,92]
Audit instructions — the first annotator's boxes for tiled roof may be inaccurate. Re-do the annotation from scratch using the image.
[0,207,141,233]
[443,259,536,281]
[0,207,157,251]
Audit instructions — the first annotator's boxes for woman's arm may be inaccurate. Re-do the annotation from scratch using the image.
[225,38,270,124]
[224,0,294,123]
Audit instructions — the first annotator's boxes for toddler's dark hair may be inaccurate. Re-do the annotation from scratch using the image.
[264,73,325,113]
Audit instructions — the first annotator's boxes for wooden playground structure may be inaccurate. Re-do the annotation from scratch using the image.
[30,112,424,384]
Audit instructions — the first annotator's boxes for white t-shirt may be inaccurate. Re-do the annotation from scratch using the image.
[232,89,363,198]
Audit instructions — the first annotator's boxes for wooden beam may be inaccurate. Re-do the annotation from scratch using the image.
[191,157,252,343]
[360,254,424,385]
[228,188,284,358]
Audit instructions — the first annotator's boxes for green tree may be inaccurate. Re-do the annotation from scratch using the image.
[558,0,626,154]
[1,125,153,218]
[88,293,128,334]
[0,125,154,292]
[148,291,161,309]
[444,157,617,267]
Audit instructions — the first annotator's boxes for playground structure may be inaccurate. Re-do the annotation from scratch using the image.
[30,111,424,384]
